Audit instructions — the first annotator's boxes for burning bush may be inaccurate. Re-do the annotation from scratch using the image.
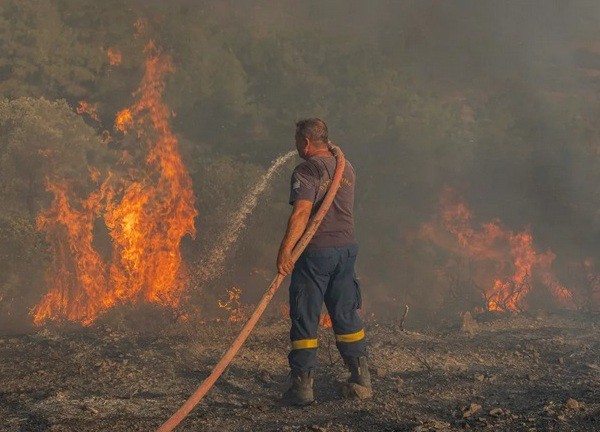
[0,98,106,331]
[33,42,197,326]
[420,187,574,315]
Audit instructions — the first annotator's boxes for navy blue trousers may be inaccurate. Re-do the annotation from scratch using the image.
[288,245,366,371]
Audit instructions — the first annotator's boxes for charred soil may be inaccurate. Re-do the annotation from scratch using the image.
[2,312,600,431]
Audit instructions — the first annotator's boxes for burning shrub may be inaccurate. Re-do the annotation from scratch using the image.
[0,97,105,331]
[420,187,574,314]
[33,42,197,326]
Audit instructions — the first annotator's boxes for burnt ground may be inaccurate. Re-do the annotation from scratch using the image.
[2,312,600,431]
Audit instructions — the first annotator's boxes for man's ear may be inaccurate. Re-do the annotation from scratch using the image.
[301,137,310,156]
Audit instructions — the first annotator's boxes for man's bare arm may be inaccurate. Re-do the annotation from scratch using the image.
[277,199,313,275]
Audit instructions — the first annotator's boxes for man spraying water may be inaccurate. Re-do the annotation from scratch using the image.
[278,118,372,405]
[156,120,356,431]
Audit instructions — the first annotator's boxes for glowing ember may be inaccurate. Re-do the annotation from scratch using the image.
[114,109,133,133]
[33,41,197,325]
[106,48,122,66]
[218,287,247,323]
[422,187,573,312]
[279,303,333,328]
[319,313,332,328]
[76,101,100,123]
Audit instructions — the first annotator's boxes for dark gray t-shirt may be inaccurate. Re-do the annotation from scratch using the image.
[289,156,356,249]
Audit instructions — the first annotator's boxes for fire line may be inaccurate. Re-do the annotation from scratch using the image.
[33,41,197,326]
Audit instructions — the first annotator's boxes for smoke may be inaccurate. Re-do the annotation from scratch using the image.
[2,0,600,329]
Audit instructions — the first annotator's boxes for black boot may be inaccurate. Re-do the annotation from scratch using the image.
[342,356,372,399]
[281,369,314,406]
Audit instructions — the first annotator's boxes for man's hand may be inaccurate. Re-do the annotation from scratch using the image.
[277,248,294,276]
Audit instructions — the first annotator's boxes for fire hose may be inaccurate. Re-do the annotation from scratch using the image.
[156,145,346,432]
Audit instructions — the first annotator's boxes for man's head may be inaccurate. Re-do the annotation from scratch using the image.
[295,118,329,159]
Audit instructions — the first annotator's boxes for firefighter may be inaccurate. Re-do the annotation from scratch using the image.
[277,118,371,406]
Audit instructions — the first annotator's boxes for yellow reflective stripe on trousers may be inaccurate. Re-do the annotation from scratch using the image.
[291,339,318,349]
[335,328,365,343]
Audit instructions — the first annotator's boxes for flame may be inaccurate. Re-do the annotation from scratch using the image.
[319,313,332,328]
[106,48,122,66]
[33,180,112,325]
[77,101,100,123]
[104,41,196,307]
[422,187,573,312]
[114,109,133,133]
[279,303,333,328]
[218,287,247,323]
[33,41,197,325]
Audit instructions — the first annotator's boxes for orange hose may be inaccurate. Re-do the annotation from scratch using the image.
[156,146,346,432]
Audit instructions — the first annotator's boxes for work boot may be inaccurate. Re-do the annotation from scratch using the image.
[342,356,372,399]
[281,369,314,406]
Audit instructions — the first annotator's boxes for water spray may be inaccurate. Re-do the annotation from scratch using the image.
[156,144,346,432]
[193,151,296,287]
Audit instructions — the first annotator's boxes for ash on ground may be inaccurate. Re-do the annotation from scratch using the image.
[2,312,600,431]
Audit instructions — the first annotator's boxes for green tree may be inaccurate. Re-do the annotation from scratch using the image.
[0,97,104,217]
[0,0,104,100]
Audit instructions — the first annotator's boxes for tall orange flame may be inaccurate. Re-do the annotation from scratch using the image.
[105,41,196,307]
[33,41,197,325]
[34,181,111,325]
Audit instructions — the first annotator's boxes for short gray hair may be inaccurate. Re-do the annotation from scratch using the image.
[295,118,328,144]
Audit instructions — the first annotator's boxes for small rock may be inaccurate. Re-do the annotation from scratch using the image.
[413,419,451,431]
[375,367,387,378]
[341,382,372,399]
[565,398,580,410]
[527,373,540,381]
[474,373,485,382]
[81,404,99,414]
[489,408,503,417]
[558,357,565,365]
[462,403,482,418]
[247,401,269,411]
